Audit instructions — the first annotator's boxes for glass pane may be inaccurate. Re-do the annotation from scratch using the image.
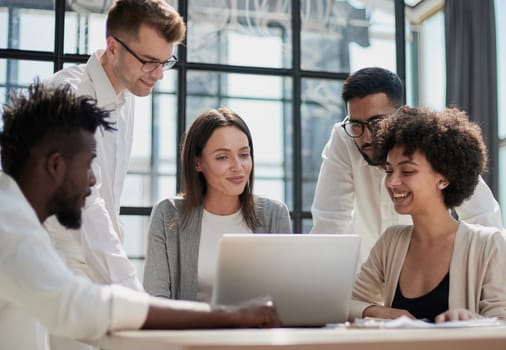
[420,11,445,110]
[0,60,5,111]
[188,1,291,68]
[301,0,363,72]
[0,7,7,48]
[302,218,313,234]
[405,16,416,107]
[131,259,145,284]
[121,174,151,207]
[64,11,107,55]
[157,175,177,201]
[122,215,149,258]
[349,0,396,73]
[121,215,149,281]
[496,0,506,139]
[301,0,396,73]
[0,87,5,130]
[186,71,292,207]
[121,71,178,206]
[301,78,344,211]
[500,145,506,225]
[129,95,153,176]
[0,2,54,51]
[0,59,54,91]
[156,94,178,173]
[121,174,177,210]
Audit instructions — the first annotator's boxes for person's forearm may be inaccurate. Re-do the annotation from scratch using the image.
[142,303,236,329]
[363,305,415,320]
[141,297,280,329]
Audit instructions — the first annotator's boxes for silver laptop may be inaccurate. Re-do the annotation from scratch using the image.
[211,234,360,327]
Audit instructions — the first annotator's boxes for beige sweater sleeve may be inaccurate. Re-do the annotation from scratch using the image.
[349,226,411,320]
[350,222,506,321]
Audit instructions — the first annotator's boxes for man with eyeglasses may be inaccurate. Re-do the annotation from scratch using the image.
[44,2,184,348]
[310,67,502,264]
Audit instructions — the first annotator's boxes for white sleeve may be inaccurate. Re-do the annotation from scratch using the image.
[454,176,503,229]
[310,123,355,234]
[77,161,144,290]
[0,221,112,340]
[45,65,143,291]
[1,232,149,340]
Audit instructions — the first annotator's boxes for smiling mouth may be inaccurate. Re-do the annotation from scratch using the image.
[140,79,155,87]
[392,192,408,199]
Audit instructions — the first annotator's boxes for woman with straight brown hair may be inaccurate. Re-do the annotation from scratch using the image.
[143,107,292,301]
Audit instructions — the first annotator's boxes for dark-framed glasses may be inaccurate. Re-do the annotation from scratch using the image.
[341,106,403,138]
[341,115,385,138]
[112,35,178,72]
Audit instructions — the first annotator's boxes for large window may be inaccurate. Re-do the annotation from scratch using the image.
[496,0,506,224]
[1,0,411,278]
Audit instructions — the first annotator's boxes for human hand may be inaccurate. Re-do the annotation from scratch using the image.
[362,305,415,320]
[434,308,481,323]
[226,295,281,328]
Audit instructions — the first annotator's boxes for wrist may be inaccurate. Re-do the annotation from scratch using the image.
[211,304,237,327]
[362,305,379,318]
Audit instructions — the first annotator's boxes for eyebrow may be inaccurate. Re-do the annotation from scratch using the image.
[143,54,171,63]
[211,146,250,153]
[386,159,417,167]
[132,48,172,63]
[349,114,386,122]
[143,48,176,63]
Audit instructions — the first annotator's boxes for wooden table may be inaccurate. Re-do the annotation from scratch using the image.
[90,325,506,350]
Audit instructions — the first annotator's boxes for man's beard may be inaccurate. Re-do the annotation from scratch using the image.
[53,180,84,229]
[356,143,382,166]
[56,209,82,229]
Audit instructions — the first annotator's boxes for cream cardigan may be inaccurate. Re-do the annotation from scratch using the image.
[349,221,506,320]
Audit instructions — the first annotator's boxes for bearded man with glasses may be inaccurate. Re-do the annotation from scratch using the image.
[310,67,502,265]
[44,2,185,348]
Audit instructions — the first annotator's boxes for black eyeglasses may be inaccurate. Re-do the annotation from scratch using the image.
[113,36,178,72]
[341,115,386,138]
[341,106,403,138]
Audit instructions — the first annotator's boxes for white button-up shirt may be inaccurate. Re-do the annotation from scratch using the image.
[44,51,142,290]
[0,172,149,350]
[311,122,503,264]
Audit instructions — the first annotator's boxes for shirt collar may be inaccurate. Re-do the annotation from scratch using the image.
[87,50,129,109]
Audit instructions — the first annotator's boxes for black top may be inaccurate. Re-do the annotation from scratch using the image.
[391,272,449,322]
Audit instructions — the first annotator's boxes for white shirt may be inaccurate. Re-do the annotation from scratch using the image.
[44,51,142,290]
[197,209,252,302]
[310,122,504,264]
[0,172,149,350]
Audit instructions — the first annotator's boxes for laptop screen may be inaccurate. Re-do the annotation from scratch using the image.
[211,234,361,326]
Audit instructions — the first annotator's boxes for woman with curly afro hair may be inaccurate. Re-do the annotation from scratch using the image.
[349,107,506,323]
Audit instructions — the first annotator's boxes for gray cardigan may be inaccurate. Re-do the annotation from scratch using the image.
[143,196,292,300]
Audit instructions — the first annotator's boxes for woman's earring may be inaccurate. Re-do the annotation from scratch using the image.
[438,181,448,190]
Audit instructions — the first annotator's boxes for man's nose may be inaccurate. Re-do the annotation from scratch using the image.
[151,65,164,80]
[362,125,374,141]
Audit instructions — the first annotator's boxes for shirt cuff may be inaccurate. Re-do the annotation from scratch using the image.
[109,284,150,331]
[349,300,374,321]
